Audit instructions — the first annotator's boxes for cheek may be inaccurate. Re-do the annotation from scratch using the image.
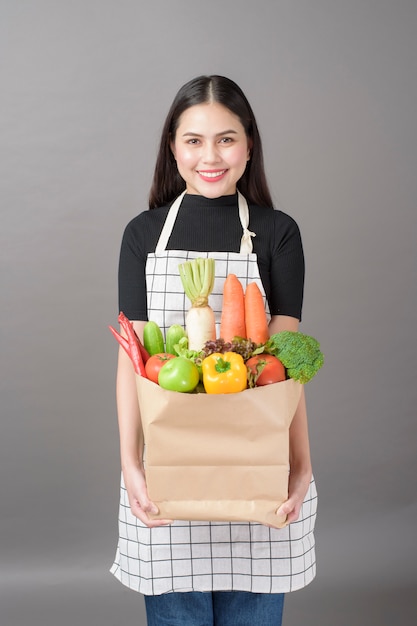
[228,145,250,168]
[173,145,196,168]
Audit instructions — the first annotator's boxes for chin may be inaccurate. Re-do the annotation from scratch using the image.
[188,184,236,198]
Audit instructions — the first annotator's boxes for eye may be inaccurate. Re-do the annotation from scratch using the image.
[186,138,200,145]
[219,137,233,144]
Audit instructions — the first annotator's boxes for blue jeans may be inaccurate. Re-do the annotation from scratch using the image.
[144,591,284,626]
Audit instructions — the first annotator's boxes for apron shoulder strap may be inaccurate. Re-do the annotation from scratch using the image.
[154,191,187,254]
[154,190,256,254]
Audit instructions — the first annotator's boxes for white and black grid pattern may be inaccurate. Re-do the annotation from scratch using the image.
[110,249,318,595]
[111,476,317,595]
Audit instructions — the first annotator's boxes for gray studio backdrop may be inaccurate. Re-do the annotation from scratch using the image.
[1,1,416,625]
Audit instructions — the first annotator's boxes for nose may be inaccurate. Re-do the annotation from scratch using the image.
[201,141,221,164]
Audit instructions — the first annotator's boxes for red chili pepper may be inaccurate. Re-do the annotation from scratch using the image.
[118,311,150,362]
[118,312,148,376]
[108,325,130,357]
[109,324,145,375]
[136,336,150,363]
[107,312,147,377]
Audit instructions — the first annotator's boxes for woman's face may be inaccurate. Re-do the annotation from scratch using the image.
[171,102,251,197]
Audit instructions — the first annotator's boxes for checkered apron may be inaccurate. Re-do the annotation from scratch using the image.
[111,192,318,595]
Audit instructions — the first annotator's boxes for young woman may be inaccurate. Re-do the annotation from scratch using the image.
[111,75,317,626]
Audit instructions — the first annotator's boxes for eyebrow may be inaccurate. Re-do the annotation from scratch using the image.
[181,129,239,137]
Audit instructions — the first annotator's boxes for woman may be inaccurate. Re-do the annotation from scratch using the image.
[111,75,317,625]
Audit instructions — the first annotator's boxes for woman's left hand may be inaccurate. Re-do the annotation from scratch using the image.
[275,467,312,523]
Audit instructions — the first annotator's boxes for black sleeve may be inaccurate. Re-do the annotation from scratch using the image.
[118,208,170,319]
[265,211,305,320]
[247,205,305,320]
[117,217,149,320]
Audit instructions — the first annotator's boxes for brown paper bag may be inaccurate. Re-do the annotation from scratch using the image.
[136,376,302,529]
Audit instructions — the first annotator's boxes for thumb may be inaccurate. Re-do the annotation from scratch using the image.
[275,500,291,518]
[140,497,159,514]
[131,489,159,515]
[133,480,159,514]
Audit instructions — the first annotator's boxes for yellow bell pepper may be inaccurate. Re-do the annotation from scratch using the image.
[202,352,248,394]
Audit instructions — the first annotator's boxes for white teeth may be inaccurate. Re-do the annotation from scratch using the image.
[199,170,226,178]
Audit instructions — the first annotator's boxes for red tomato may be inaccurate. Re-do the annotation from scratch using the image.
[246,354,286,386]
[145,353,176,383]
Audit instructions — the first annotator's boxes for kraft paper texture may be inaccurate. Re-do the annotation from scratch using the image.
[136,376,302,528]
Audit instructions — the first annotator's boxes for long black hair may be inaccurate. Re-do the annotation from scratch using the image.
[148,75,273,209]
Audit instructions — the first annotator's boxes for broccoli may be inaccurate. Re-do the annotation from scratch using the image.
[265,331,324,384]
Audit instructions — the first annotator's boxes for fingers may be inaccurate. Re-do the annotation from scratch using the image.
[276,498,301,524]
[133,495,159,516]
[276,474,310,524]
[124,467,173,527]
[130,497,173,528]
[285,508,301,523]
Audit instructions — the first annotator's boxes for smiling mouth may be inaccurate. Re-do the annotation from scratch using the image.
[197,169,228,180]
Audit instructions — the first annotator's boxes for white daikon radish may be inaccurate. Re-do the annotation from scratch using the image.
[179,257,216,351]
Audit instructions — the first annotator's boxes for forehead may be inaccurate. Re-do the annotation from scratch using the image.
[176,102,244,133]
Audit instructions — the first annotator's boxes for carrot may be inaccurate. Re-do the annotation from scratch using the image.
[244,282,269,344]
[220,274,246,341]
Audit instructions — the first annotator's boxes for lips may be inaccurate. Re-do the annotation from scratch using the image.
[197,169,228,182]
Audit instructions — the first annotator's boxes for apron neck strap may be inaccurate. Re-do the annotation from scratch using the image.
[237,190,256,254]
[154,190,256,254]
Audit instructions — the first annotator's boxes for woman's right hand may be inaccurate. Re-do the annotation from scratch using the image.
[123,463,173,528]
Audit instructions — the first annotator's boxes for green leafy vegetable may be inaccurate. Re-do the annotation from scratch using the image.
[173,336,204,378]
